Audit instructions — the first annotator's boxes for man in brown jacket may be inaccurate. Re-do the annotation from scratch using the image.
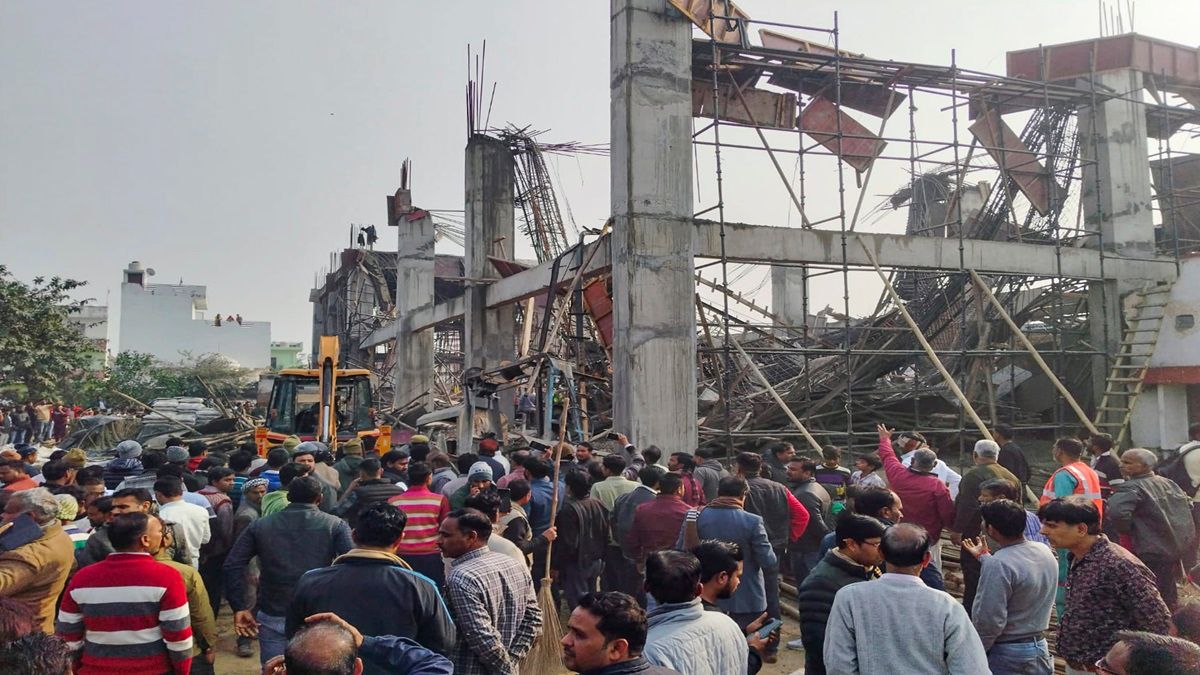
[154,514,220,674]
[0,487,74,633]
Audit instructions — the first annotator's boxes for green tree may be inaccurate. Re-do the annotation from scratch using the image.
[0,265,97,398]
[87,352,256,408]
[101,351,190,405]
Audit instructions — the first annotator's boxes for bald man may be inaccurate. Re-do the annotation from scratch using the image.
[266,613,452,675]
[1108,448,1197,609]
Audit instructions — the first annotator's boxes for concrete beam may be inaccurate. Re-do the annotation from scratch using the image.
[486,237,612,309]
[359,218,1177,351]
[694,219,1177,281]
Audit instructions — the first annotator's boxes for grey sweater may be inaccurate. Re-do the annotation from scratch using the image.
[971,539,1058,650]
[824,573,988,675]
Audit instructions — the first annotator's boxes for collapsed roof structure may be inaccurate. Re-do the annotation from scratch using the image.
[342,1,1197,460]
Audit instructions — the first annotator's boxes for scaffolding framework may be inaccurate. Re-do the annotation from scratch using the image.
[686,11,1196,459]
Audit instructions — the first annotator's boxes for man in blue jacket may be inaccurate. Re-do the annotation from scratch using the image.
[695,477,778,639]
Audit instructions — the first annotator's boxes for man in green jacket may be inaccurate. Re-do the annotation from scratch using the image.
[794,513,884,675]
[333,438,366,495]
[949,439,1018,616]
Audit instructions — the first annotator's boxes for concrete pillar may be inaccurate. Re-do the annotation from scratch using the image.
[771,265,808,333]
[611,0,697,451]
[392,211,435,410]
[462,135,517,438]
[1078,69,1155,262]
[1078,69,1156,412]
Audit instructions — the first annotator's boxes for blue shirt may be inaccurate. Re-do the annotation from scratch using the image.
[527,478,563,537]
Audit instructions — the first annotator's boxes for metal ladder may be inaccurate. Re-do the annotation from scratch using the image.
[1092,285,1172,447]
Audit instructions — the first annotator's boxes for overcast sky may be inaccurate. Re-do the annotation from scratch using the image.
[3,1,1197,354]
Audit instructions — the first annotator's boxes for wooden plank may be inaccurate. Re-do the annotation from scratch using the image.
[799,96,887,173]
[668,0,750,45]
[968,109,1057,215]
[968,270,1099,436]
[691,79,797,130]
[857,237,994,441]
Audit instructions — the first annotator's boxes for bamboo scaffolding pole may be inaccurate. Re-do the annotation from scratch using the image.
[729,338,822,453]
[856,237,994,441]
[968,269,1100,436]
[112,390,202,436]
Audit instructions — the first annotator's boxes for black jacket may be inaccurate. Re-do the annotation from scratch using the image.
[612,485,657,552]
[744,476,792,548]
[554,496,610,567]
[286,549,457,674]
[581,657,682,675]
[224,503,353,616]
[998,441,1031,485]
[333,479,406,527]
[790,478,832,551]
[796,550,878,675]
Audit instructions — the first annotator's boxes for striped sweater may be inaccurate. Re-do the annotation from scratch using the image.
[56,552,193,675]
[389,486,449,556]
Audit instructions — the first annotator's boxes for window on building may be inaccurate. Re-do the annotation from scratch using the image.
[1177,314,1195,331]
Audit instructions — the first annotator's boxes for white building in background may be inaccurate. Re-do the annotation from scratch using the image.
[117,261,271,368]
[1131,255,1200,450]
[64,304,111,371]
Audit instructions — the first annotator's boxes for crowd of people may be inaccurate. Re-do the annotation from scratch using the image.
[0,419,1196,674]
[0,400,96,446]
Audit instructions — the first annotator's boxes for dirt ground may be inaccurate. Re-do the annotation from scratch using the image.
[210,608,809,674]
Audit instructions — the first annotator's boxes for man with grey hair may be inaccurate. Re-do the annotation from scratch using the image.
[1108,448,1197,609]
[0,488,74,634]
[825,523,988,674]
[949,438,1019,616]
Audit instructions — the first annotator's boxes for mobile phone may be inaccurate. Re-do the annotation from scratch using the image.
[607,432,621,441]
[530,439,549,451]
[755,618,784,639]
[498,488,512,513]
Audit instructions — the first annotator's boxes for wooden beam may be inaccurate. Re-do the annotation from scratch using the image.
[968,269,1100,436]
[729,338,822,453]
[857,237,994,441]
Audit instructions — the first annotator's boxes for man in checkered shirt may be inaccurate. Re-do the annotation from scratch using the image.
[438,507,542,674]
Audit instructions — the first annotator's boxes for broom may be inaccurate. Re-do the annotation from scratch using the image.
[521,401,571,672]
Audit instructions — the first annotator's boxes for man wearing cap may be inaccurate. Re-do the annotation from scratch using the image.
[232,475,267,658]
[407,434,432,463]
[449,462,494,511]
[895,431,962,499]
[103,440,144,489]
[476,437,507,479]
[165,445,203,492]
[14,445,42,480]
[281,435,301,454]
[303,443,342,491]
[334,438,366,495]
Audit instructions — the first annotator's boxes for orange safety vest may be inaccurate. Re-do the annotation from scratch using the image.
[1040,461,1105,517]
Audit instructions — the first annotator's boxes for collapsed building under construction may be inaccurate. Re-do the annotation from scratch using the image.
[322,1,1200,463]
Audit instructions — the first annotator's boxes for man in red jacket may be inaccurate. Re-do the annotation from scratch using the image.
[876,424,954,590]
[57,512,193,674]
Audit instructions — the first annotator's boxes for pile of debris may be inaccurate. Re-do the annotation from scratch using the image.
[140,398,223,437]
[61,395,257,457]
